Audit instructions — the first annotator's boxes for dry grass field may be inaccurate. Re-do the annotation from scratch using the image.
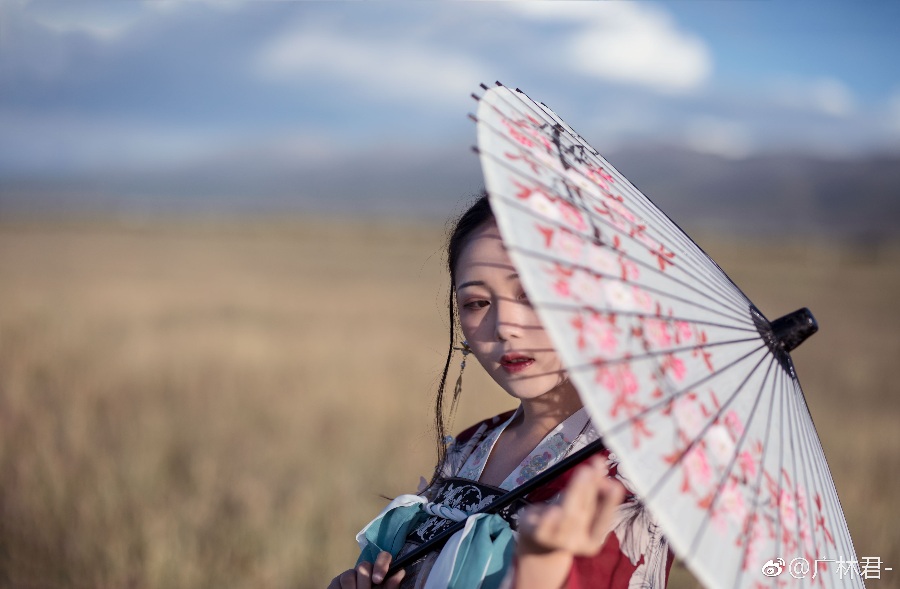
[0,217,897,589]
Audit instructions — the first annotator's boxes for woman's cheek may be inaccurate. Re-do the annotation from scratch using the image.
[458,309,482,336]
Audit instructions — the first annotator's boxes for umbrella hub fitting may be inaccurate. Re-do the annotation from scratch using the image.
[750,306,818,375]
[770,307,818,353]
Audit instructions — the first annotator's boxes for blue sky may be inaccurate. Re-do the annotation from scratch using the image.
[1,0,899,215]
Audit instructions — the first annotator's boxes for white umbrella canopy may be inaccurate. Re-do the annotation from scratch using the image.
[474,82,863,589]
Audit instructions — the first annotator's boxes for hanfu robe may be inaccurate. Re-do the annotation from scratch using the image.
[356,407,674,588]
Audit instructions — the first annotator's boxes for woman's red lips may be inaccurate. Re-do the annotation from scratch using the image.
[500,353,535,373]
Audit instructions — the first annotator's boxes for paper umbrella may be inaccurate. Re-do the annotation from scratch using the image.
[471,82,862,589]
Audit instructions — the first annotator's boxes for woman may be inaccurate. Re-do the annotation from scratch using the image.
[329,195,672,589]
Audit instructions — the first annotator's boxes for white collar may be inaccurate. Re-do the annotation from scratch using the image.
[456,406,591,490]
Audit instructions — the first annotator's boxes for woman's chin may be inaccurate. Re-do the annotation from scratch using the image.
[500,376,574,402]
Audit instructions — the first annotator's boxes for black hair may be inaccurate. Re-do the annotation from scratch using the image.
[430,191,493,486]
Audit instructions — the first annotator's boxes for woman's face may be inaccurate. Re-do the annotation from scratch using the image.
[455,220,567,401]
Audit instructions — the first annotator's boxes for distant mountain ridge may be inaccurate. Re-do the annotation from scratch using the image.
[608,147,900,241]
[1,147,897,240]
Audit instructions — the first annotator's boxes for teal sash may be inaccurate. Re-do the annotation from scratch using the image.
[357,501,515,589]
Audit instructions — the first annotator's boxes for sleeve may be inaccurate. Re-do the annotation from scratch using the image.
[563,496,673,589]
[564,533,674,589]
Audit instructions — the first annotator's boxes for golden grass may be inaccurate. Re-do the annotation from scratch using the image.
[0,218,897,589]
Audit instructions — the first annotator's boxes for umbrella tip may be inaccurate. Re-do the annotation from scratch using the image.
[772,307,819,352]
[468,113,478,122]
[495,80,504,87]
[770,308,818,353]
[480,82,489,90]
[751,306,818,377]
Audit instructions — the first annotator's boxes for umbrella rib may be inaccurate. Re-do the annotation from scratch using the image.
[784,365,811,577]
[791,376,859,568]
[635,348,770,508]
[500,90,751,303]
[561,335,763,376]
[599,342,770,439]
[771,368,792,587]
[559,176,751,317]
[509,241,751,326]
[795,376,844,576]
[473,101,752,310]
[773,368,788,573]
[508,88,761,314]
[685,354,778,562]
[478,134,752,317]
[478,149,752,318]
[789,382,831,583]
[477,90,753,310]
[791,378,858,583]
[785,376,854,587]
[552,139,750,309]
[496,186,749,316]
[479,89,701,262]
[534,299,759,334]
[733,356,784,589]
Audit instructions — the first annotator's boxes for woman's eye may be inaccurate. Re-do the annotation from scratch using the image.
[463,300,489,310]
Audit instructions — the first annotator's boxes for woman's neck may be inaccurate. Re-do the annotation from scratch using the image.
[510,380,583,437]
[476,380,585,488]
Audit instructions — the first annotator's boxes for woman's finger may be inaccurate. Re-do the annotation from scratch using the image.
[371,551,392,585]
[338,568,358,589]
[355,561,373,589]
[560,462,602,528]
[518,503,563,553]
[518,503,548,536]
[536,504,566,547]
[565,461,624,555]
[382,568,406,589]
[589,477,626,539]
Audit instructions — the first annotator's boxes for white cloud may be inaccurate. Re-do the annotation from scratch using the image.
[770,76,856,117]
[505,2,712,94]
[808,78,855,117]
[22,0,242,42]
[683,116,753,159]
[144,0,243,14]
[255,23,489,105]
[24,2,147,41]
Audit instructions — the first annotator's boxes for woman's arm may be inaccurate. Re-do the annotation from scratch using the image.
[513,456,625,589]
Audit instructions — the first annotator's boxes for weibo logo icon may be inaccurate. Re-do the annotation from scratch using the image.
[762,558,785,577]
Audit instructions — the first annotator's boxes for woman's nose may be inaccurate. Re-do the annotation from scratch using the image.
[493,296,526,341]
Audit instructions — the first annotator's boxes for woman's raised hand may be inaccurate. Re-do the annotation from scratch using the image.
[513,455,626,589]
[326,551,405,589]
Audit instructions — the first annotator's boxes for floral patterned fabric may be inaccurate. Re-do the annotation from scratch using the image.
[455,407,591,490]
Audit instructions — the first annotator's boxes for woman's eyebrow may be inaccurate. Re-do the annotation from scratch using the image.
[457,274,519,291]
[456,280,484,291]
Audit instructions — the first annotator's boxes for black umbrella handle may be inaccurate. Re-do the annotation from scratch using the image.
[382,437,607,580]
